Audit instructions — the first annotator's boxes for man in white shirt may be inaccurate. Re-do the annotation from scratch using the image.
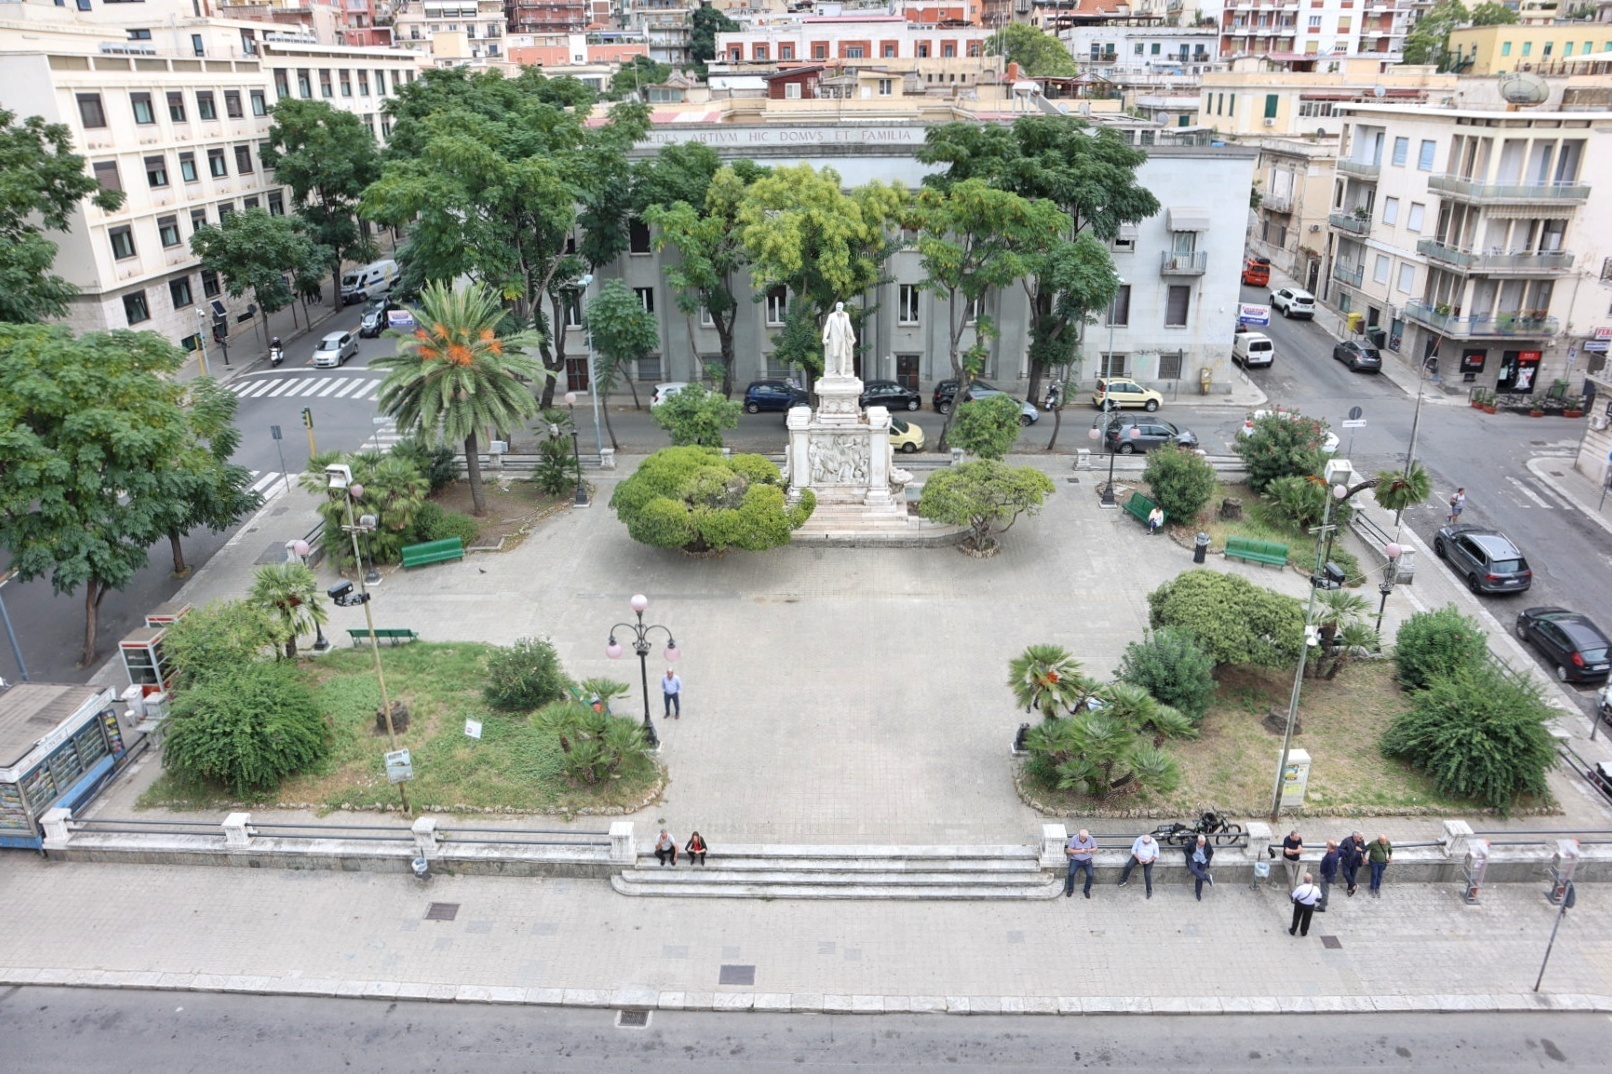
[1289,872,1322,937]
[1117,833,1159,899]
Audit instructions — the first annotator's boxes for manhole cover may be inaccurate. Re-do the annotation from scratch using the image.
[425,902,460,921]
[718,964,756,986]
[1320,935,1342,949]
[616,1009,650,1028]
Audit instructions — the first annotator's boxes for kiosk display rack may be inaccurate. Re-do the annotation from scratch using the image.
[0,684,124,849]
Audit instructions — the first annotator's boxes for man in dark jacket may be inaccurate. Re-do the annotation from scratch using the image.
[1184,834,1214,901]
[1317,839,1341,911]
[1340,831,1368,897]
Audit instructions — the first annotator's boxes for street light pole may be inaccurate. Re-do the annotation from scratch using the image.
[1373,542,1403,636]
[0,570,30,682]
[574,274,605,458]
[606,593,679,750]
[1099,277,1124,507]
[1395,337,1440,534]
[564,391,588,506]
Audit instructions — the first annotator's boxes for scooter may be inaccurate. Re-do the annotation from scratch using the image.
[1042,383,1061,411]
[269,340,284,366]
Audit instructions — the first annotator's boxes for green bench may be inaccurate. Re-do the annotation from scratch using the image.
[1122,492,1165,528]
[400,537,464,569]
[348,628,419,647]
[1225,536,1289,568]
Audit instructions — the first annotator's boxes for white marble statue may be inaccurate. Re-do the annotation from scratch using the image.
[822,301,856,378]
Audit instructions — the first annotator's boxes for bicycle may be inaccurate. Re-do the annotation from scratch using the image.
[1152,810,1244,847]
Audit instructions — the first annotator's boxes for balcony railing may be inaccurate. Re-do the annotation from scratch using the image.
[1160,250,1208,275]
[1261,191,1293,213]
[1416,239,1575,274]
[1328,211,1372,235]
[1336,158,1380,180]
[1332,261,1365,288]
[1403,300,1559,338]
[1427,175,1590,203]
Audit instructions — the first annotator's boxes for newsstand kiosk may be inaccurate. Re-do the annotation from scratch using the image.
[0,684,125,849]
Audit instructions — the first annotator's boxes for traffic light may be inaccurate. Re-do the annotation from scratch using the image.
[301,407,313,430]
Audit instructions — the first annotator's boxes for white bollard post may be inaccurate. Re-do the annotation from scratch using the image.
[1040,823,1068,869]
[41,807,73,847]
[222,812,252,849]
[411,815,439,858]
[609,820,636,864]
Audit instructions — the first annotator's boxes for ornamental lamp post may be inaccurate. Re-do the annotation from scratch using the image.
[1373,542,1403,637]
[564,390,588,506]
[606,593,679,750]
[290,539,331,653]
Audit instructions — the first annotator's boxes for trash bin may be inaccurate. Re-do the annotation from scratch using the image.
[1193,532,1210,564]
[1366,327,1387,348]
[1198,367,1213,395]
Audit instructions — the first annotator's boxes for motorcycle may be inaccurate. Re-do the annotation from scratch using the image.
[1042,383,1061,411]
[269,341,284,366]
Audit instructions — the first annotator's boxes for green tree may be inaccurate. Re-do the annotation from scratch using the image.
[1141,444,1216,525]
[1401,1,1470,68]
[1115,627,1217,723]
[1381,661,1555,812]
[649,382,742,447]
[484,637,570,712]
[247,562,328,659]
[1371,461,1433,516]
[1232,407,1332,494]
[586,279,659,444]
[609,446,814,553]
[950,391,1026,460]
[370,281,548,516]
[1009,645,1103,723]
[161,599,281,690]
[917,459,1055,555]
[190,209,328,348]
[1470,2,1518,25]
[609,56,673,99]
[1146,569,1305,669]
[161,662,329,796]
[298,448,431,568]
[0,325,190,665]
[986,23,1080,77]
[0,108,124,324]
[1393,605,1488,690]
[1028,235,1121,451]
[690,4,740,69]
[153,378,262,576]
[260,99,382,299]
[1308,587,1370,678]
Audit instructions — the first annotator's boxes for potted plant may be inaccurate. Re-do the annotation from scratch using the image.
[1482,390,1499,414]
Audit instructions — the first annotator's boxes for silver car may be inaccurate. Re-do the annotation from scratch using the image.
[312,330,358,368]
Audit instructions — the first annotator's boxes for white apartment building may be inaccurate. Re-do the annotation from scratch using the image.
[391,0,507,65]
[0,13,423,352]
[1324,103,1612,393]
[1217,0,1411,61]
[714,13,990,66]
[1063,25,1221,77]
[618,0,694,67]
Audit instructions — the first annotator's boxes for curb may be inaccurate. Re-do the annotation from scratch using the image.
[3,969,1606,1015]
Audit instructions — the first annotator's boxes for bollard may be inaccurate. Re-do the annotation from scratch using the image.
[1012,722,1030,755]
[411,856,432,882]
[1193,532,1209,564]
[1040,823,1068,869]
[609,820,636,865]
[1075,448,1091,471]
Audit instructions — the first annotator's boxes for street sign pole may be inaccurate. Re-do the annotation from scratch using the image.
[270,425,289,496]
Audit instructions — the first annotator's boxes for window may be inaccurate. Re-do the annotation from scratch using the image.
[234,145,253,173]
[190,208,207,233]
[196,91,217,121]
[110,226,136,260]
[898,284,920,325]
[158,215,180,247]
[1098,352,1128,377]
[319,70,333,98]
[250,90,267,116]
[297,70,312,98]
[628,218,651,254]
[77,93,107,129]
[1416,140,1436,171]
[339,70,352,96]
[1392,137,1409,166]
[1164,284,1191,327]
[766,286,789,325]
[754,45,767,60]
[1544,42,1553,57]
[179,151,198,183]
[1108,284,1132,326]
[144,155,169,188]
[240,28,257,56]
[191,33,204,57]
[878,78,893,96]
[1521,41,1533,57]
[122,291,150,325]
[1501,41,1512,57]
[131,92,155,125]
[785,83,801,100]
[1406,201,1425,232]
[1373,254,1390,283]
[358,70,370,96]
[965,296,982,324]
[169,277,193,308]
[207,148,227,177]
[1396,263,1415,294]
[563,293,582,328]
[217,203,234,220]
[1377,196,1398,226]
[224,90,243,118]
[167,91,187,122]
[1264,93,1279,119]
[274,70,291,99]
[127,29,151,41]
[813,45,827,60]
[780,45,794,61]
[942,43,955,58]
[1309,14,1322,27]
[635,286,654,314]
[267,190,284,215]
[1157,351,1184,380]
[242,196,259,210]
[1151,42,1161,55]
[93,161,122,193]
[844,46,864,59]
[376,69,387,96]
[201,269,221,297]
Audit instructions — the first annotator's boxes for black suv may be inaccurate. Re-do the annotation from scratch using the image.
[861,379,922,411]
[932,379,999,415]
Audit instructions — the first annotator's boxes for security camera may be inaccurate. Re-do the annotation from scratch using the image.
[328,581,354,602]
[325,463,352,490]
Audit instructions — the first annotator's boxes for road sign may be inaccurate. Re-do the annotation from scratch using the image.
[270,424,282,440]
[385,748,413,784]
[1347,406,1363,421]
[1238,303,1271,326]
[372,415,390,424]
[1341,419,1367,428]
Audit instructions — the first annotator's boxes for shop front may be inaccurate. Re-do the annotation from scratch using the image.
[0,685,125,850]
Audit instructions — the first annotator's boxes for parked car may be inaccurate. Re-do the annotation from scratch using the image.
[1090,377,1163,412]
[1332,340,1382,373]
[1241,255,1271,287]
[742,379,808,413]
[861,379,921,412]
[359,298,406,338]
[1102,416,1199,454]
[1269,287,1316,319]
[1514,607,1612,683]
[1232,332,1274,369]
[312,330,358,368]
[651,382,689,408]
[959,385,1039,426]
[1433,524,1533,595]
[932,378,998,415]
[1237,409,1340,454]
[889,416,925,453]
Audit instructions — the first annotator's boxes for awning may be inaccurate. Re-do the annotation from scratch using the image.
[1167,208,1211,231]
[1117,223,1139,241]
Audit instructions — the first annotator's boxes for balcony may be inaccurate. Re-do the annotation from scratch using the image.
[1332,261,1365,288]
[1261,190,1293,213]
[1160,250,1208,276]
[1336,158,1380,180]
[1416,239,1575,275]
[1403,300,1560,338]
[1427,175,1590,204]
[1328,211,1372,235]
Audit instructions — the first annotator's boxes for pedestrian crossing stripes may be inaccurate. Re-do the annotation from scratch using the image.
[232,375,382,402]
[247,469,292,501]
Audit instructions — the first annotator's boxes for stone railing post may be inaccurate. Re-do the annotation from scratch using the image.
[1441,819,1474,861]
[222,812,252,849]
[599,447,617,470]
[1039,823,1067,869]
[609,820,636,864]
[41,807,73,847]
[411,816,438,858]
[1244,820,1273,864]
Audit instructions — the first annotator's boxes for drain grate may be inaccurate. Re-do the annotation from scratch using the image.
[1320,935,1342,949]
[718,964,756,986]
[425,902,460,921]
[616,1009,650,1029]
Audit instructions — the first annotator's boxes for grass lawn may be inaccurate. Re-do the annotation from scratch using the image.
[1022,658,1555,819]
[1149,480,1365,583]
[138,642,663,815]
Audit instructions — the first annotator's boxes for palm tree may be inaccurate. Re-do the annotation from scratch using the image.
[371,281,550,516]
[1101,682,1198,748]
[248,562,326,658]
[1370,461,1433,515]
[1008,644,1102,722]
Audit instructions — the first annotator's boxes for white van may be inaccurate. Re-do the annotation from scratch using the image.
[340,259,398,305]
[1232,331,1274,369]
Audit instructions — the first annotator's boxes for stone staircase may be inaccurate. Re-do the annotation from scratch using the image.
[612,844,1062,900]
[790,502,964,547]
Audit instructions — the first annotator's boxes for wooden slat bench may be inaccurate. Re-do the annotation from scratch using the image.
[1225,536,1289,568]
[348,628,419,647]
[400,537,464,569]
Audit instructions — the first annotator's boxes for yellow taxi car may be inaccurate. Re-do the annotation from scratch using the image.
[889,416,925,453]
[1091,377,1164,412]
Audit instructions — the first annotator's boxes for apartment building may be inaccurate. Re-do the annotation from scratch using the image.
[618,0,694,66]
[1217,0,1410,61]
[1323,103,1612,393]
[1449,23,1612,75]
[392,0,508,64]
[714,13,991,66]
[1063,25,1220,76]
[507,0,592,34]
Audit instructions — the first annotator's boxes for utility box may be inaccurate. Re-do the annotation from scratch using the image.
[1463,840,1489,904]
[1549,839,1580,904]
[1278,748,1311,810]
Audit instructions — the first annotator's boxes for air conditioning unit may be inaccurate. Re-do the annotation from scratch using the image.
[1309,224,1321,232]
[1590,414,1609,431]
[1263,117,1275,126]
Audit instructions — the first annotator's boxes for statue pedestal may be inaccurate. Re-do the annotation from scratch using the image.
[785,378,903,512]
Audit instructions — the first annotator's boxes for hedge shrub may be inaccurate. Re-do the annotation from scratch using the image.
[1393,605,1488,690]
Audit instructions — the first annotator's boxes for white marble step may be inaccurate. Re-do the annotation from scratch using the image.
[612,876,1064,900]
[622,867,1049,885]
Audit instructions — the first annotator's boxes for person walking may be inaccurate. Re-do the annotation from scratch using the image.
[1367,834,1393,898]
[653,829,678,866]
[1340,831,1368,897]
[1064,828,1097,899]
[1317,839,1340,912]
[1117,833,1159,898]
[1289,872,1322,937]
[1447,487,1466,524]
[1184,834,1214,901]
[662,668,682,719]
[1280,828,1304,889]
[684,831,708,866]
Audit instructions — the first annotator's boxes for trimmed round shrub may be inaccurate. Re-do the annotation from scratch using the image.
[483,637,570,713]
[609,446,812,553]
[1146,569,1304,669]
[1393,605,1488,690]
[1141,445,1216,526]
[1115,627,1217,723]
[161,662,328,795]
